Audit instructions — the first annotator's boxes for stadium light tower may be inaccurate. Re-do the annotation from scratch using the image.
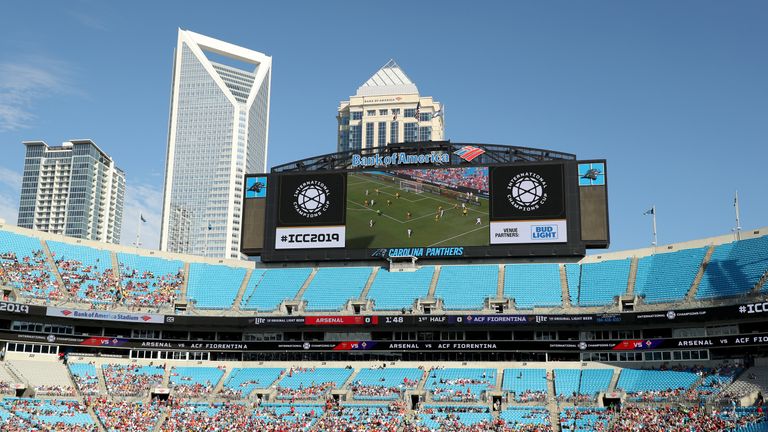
[733,191,742,240]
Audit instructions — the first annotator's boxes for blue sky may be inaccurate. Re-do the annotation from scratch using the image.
[0,1,766,253]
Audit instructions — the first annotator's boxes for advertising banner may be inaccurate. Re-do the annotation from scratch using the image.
[46,307,165,324]
[275,226,345,249]
[490,220,567,244]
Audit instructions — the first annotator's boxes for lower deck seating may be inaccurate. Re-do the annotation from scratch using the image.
[349,367,423,400]
[102,364,164,396]
[252,403,323,431]
[560,407,612,431]
[169,366,225,397]
[616,369,699,401]
[93,399,162,432]
[275,368,353,400]
[1,397,96,430]
[220,367,284,398]
[425,368,496,402]
[502,368,548,402]
[500,406,551,429]
[68,363,99,395]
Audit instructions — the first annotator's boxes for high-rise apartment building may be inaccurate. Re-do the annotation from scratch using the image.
[17,139,125,244]
[160,29,272,259]
[337,60,444,152]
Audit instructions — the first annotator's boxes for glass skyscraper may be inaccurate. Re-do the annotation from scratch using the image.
[160,29,272,259]
[18,139,125,244]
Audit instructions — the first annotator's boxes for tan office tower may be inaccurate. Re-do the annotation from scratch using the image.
[337,60,444,152]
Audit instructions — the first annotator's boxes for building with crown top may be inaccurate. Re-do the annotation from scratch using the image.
[337,60,444,152]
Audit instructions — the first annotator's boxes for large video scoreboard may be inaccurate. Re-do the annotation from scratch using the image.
[243,144,608,262]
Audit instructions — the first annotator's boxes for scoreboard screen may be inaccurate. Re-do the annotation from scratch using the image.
[244,156,608,262]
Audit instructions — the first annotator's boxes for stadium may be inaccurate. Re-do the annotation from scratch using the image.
[0,142,765,431]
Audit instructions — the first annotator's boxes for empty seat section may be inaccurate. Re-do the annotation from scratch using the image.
[635,247,707,303]
[0,230,59,300]
[579,369,614,396]
[434,265,497,310]
[349,367,423,400]
[367,266,434,310]
[301,267,371,311]
[116,252,183,306]
[425,368,496,402]
[221,368,284,398]
[696,236,768,299]
[10,359,74,396]
[574,259,631,306]
[186,263,247,309]
[553,369,580,400]
[502,368,548,402]
[240,268,312,311]
[504,264,562,308]
[48,240,115,303]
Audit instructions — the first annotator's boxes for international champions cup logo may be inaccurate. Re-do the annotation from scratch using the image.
[507,172,548,211]
[293,180,331,218]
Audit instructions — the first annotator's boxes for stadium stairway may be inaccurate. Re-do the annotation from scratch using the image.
[752,270,768,295]
[231,268,254,312]
[39,240,67,300]
[96,366,108,396]
[179,261,190,304]
[87,405,106,432]
[496,264,504,299]
[546,372,559,427]
[210,369,230,400]
[292,267,319,302]
[685,245,715,301]
[559,265,571,308]
[426,266,441,300]
[607,366,622,393]
[626,257,638,296]
[358,266,380,301]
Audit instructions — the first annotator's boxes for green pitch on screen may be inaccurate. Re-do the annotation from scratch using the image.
[346,173,489,248]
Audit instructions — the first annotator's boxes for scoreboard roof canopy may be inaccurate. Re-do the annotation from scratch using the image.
[270,141,576,173]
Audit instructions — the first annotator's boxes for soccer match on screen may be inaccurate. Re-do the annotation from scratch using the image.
[345,168,489,249]
[0,1,765,431]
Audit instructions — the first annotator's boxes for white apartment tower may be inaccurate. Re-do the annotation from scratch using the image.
[160,29,272,259]
[17,140,125,244]
[337,60,444,152]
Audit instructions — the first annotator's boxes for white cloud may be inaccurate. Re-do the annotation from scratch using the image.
[120,182,163,250]
[0,166,22,191]
[0,191,18,225]
[0,166,21,225]
[0,58,74,131]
